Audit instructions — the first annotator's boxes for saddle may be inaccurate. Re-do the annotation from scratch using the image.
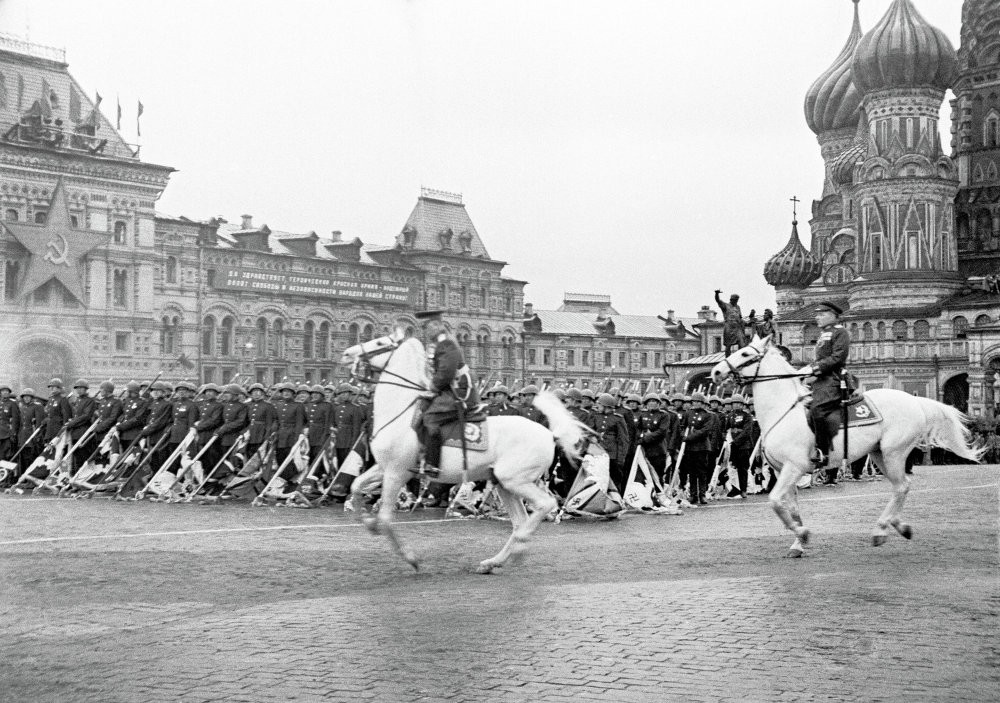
[441,416,490,452]
[806,393,883,434]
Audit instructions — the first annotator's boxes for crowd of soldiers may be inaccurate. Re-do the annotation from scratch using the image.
[482,383,763,505]
[0,377,372,503]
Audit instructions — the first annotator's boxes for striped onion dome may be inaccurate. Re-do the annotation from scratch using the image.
[763,220,821,289]
[804,0,864,135]
[852,0,957,93]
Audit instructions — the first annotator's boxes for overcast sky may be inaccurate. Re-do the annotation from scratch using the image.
[0,0,963,318]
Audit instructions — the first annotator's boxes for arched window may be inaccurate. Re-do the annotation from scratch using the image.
[953,316,968,339]
[849,323,859,341]
[4,260,18,300]
[480,286,487,309]
[220,316,234,356]
[166,256,178,284]
[892,320,908,341]
[161,316,176,355]
[318,321,330,358]
[202,315,216,356]
[362,323,374,342]
[113,220,127,244]
[34,211,46,224]
[303,320,315,359]
[113,269,128,308]
[4,209,17,222]
[862,322,874,341]
[975,313,992,326]
[877,321,886,340]
[460,285,468,308]
[273,319,285,357]
[984,112,999,148]
[256,318,268,356]
[348,323,360,345]
[913,320,930,340]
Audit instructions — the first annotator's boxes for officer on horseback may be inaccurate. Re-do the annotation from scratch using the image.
[802,301,850,470]
[416,310,480,477]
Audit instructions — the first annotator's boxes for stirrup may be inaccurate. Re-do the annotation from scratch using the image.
[811,449,828,469]
[420,460,440,478]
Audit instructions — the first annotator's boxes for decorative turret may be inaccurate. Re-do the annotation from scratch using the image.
[852,0,957,94]
[763,220,821,289]
[804,0,864,135]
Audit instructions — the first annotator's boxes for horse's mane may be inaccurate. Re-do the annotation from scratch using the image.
[397,336,430,388]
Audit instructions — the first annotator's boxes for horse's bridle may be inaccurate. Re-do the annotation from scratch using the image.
[349,335,426,392]
[724,337,811,389]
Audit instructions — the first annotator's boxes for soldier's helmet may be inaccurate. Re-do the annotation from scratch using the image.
[0,382,11,392]
[580,388,596,400]
[99,381,115,394]
[361,388,372,397]
[707,394,721,404]
[73,378,90,389]
[336,382,354,395]
[47,378,64,389]
[670,392,685,402]
[608,386,621,396]
[625,393,641,404]
[203,383,221,393]
[690,392,706,403]
[175,381,196,392]
[731,394,745,404]
[249,382,266,393]
[597,393,617,408]
[492,385,510,396]
[161,382,174,393]
[659,392,672,403]
[722,397,733,405]
[276,381,295,392]
[225,383,245,396]
[682,395,692,402]
[553,388,567,400]
[521,384,539,395]
[310,384,325,394]
[19,388,35,398]
[151,381,168,392]
[565,388,582,400]
[642,392,660,404]
[126,381,141,392]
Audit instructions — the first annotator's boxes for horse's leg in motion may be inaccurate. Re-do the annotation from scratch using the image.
[786,487,806,558]
[769,463,811,556]
[369,466,420,570]
[869,450,912,546]
[493,467,558,560]
[475,485,528,574]
[351,465,382,519]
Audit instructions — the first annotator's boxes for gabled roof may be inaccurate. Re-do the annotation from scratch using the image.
[0,44,137,161]
[211,222,409,267]
[397,194,491,258]
[669,352,725,366]
[524,310,699,340]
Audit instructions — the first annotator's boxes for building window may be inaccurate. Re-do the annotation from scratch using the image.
[582,350,590,366]
[604,351,612,366]
[975,314,992,326]
[877,321,886,340]
[202,316,216,356]
[953,316,968,339]
[115,331,130,353]
[318,321,330,358]
[34,211,46,224]
[640,352,648,368]
[113,220,127,244]
[256,318,268,355]
[4,260,18,300]
[714,336,722,353]
[256,368,267,384]
[850,323,859,341]
[203,367,216,384]
[543,349,551,365]
[528,348,537,365]
[273,319,285,357]
[480,286,487,309]
[654,352,661,368]
[222,368,236,384]
[304,320,314,359]
[161,316,176,355]
[804,324,821,344]
[460,285,468,308]
[166,256,178,284]
[220,316,234,356]
[349,323,360,345]
[70,215,78,227]
[206,269,216,287]
[4,209,17,222]
[362,323,374,342]
[113,269,128,308]
[863,322,874,341]
[567,350,575,366]
[892,320,908,341]
[618,352,626,367]
[913,320,930,340]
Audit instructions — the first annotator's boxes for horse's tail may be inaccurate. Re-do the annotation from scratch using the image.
[532,391,588,464]
[914,396,986,463]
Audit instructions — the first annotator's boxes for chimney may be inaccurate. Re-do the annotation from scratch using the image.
[523,303,533,316]
[241,214,253,230]
[666,309,675,323]
[697,305,718,321]
[331,230,342,242]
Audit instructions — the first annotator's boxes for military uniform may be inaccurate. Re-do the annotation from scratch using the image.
[808,303,851,471]
[245,388,278,462]
[331,388,364,465]
[211,387,249,480]
[680,398,714,504]
[273,391,306,478]
[421,324,480,470]
[0,390,21,463]
[44,385,73,442]
[66,382,98,474]
[637,404,671,482]
[305,388,333,465]
[726,399,754,496]
[116,394,150,444]
[16,392,44,479]
[585,398,630,492]
[166,386,200,466]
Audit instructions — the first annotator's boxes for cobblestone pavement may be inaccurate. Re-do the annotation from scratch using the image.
[1,464,997,703]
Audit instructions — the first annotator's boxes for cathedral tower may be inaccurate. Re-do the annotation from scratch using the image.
[848,0,963,309]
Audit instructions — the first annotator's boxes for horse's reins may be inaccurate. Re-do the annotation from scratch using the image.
[349,338,428,442]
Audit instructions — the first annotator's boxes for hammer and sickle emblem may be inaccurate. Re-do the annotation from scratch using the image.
[43,233,70,267]
[855,405,870,418]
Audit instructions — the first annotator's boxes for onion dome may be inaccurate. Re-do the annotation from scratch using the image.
[763,220,821,289]
[852,0,957,94]
[804,0,864,134]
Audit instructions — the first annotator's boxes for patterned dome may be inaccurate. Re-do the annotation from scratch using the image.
[763,220,821,289]
[804,1,864,134]
[852,0,957,94]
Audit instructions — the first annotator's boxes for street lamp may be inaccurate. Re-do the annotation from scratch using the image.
[243,341,255,381]
[992,376,1000,417]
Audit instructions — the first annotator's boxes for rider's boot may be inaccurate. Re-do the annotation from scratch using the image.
[421,430,442,478]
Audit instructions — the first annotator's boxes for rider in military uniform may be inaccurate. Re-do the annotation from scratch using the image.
[585,392,630,493]
[417,310,480,477]
[802,301,851,473]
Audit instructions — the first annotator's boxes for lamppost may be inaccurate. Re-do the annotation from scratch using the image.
[242,341,255,382]
[992,376,1000,419]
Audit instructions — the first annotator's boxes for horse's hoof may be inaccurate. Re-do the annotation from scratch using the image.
[897,524,913,540]
[475,562,495,575]
[796,527,810,546]
[872,534,887,547]
[785,548,804,559]
[361,516,379,535]
[403,552,420,571]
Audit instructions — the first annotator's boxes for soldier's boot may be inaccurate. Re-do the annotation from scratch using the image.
[421,429,442,478]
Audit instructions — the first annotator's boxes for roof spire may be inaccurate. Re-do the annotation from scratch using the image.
[790,195,800,223]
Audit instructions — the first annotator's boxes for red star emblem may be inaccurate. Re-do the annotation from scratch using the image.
[3,178,110,303]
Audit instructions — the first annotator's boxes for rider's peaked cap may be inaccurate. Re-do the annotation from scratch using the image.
[816,300,844,316]
[414,309,445,321]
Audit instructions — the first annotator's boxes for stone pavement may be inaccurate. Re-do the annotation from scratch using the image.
[0,464,997,703]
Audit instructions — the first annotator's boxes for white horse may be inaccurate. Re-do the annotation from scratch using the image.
[340,328,588,573]
[711,335,983,557]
